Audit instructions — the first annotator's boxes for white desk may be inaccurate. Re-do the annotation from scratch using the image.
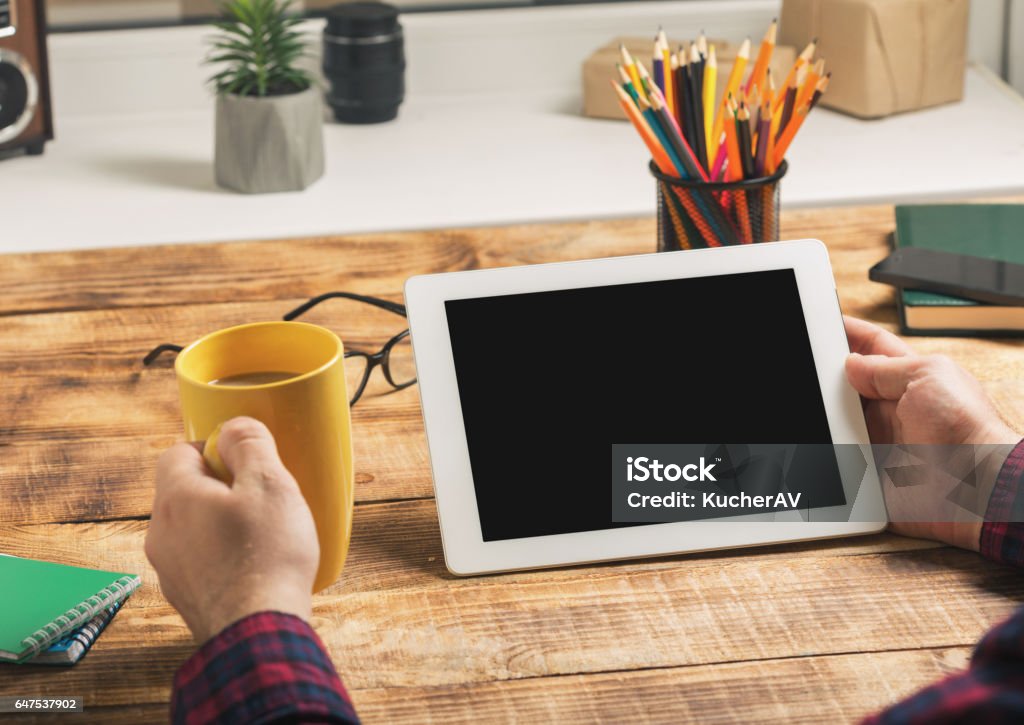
[2,6,1023,254]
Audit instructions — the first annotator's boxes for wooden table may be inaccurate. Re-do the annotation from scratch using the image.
[3,204,1024,723]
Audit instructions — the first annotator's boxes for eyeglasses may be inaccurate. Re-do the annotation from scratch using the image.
[143,291,416,406]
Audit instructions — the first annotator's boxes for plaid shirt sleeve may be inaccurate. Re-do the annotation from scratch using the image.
[171,611,360,725]
[864,439,1024,724]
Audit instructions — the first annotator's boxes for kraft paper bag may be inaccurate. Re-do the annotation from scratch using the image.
[779,0,968,118]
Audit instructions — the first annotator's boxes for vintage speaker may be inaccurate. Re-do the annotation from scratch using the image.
[0,0,53,156]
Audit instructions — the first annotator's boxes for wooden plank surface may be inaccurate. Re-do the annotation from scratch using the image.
[2,202,1023,723]
[0,647,976,725]
[1,532,1016,703]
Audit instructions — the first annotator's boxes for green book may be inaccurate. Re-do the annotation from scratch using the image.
[0,556,139,663]
[894,204,1024,335]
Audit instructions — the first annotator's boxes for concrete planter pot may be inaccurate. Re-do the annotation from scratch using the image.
[214,86,325,194]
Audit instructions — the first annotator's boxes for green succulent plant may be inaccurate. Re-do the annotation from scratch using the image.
[207,0,312,97]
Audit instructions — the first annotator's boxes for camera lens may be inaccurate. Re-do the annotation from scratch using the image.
[322,2,405,124]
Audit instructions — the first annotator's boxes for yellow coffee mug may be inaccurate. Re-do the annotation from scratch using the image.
[174,321,354,593]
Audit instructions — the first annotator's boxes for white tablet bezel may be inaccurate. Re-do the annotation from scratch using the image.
[404,240,887,575]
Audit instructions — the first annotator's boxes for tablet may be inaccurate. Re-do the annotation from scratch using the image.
[404,240,886,575]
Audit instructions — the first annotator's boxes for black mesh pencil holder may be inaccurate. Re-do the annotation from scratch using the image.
[651,161,787,251]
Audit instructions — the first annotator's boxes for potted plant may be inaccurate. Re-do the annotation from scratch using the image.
[208,0,324,194]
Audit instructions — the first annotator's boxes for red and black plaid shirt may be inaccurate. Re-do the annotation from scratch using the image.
[172,442,1024,724]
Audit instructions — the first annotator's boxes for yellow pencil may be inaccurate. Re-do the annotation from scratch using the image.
[620,44,644,99]
[745,18,776,94]
[703,44,717,157]
[712,37,749,162]
[659,29,674,119]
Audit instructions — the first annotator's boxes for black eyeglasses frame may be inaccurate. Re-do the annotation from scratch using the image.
[143,291,414,406]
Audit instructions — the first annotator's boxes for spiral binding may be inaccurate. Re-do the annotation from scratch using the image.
[19,575,140,659]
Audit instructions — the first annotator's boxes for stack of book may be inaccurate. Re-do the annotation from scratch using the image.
[889,204,1024,336]
[0,555,140,666]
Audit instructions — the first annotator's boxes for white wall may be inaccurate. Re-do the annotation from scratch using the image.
[1009,0,1024,94]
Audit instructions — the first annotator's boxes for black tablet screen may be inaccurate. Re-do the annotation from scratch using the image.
[444,268,843,541]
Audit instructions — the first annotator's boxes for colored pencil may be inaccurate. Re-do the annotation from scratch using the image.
[617,64,640,104]
[736,103,755,179]
[636,59,656,101]
[776,72,798,141]
[611,80,675,173]
[722,105,753,243]
[810,72,831,109]
[620,45,644,99]
[745,18,776,94]
[652,41,665,98]
[764,106,778,174]
[610,23,828,247]
[723,101,743,180]
[650,89,738,244]
[794,58,824,116]
[649,89,707,181]
[614,78,706,248]
[773,103,809,167]
[712,37,749,161]
[671,51,685,133]
[709,132,727,180]
[773,38,816,114]
[659,29,674,118]
[754,98,771,177]
[703,44,717,157]
[677,47,697,151]
[745,84,760,136]
[639,96,726,246]
[688,43,709,172]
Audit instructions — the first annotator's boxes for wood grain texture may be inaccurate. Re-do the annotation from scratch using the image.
[349,648,975,725]
[0,513,1018,699]
[2,202,1024,722]
[0,546,1015,703]
[0,647,974,725]
[3,207,1024,524]
[0,503,945,608]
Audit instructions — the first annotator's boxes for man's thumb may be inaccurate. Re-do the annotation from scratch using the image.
[208,417,290,486]
[846,353,918,401]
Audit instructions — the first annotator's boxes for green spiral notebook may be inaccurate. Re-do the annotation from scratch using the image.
[0,555,140,663]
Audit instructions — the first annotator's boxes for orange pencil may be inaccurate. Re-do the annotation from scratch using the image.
[773,38,815,114]
[810,72,831,108]
[610,79,674,174]
[762,71,775,107]
[794,58,824,113]
[744,18,776,94]
[773,103,810,168]
[723,101,743,179]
